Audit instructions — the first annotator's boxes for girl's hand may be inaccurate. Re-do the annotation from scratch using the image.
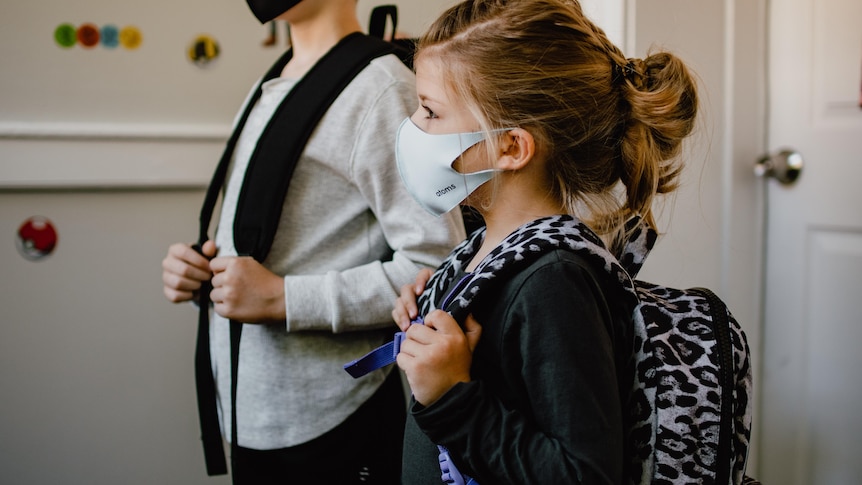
[392,268,433,331]
[396,310,482,406]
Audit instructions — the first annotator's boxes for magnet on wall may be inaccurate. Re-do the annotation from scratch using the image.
[119,26,143,50]
[77,23,101,48]
[16,216,58,261]
[54,23,77,48]
[101,25,120,49]
[53,23,142,50]
[188,34,220,68]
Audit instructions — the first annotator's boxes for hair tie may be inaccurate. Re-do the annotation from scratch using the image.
[612,59,639,85]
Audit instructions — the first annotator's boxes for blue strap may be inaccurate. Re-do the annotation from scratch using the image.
[343,331,408,378]
[345,274,474,378]
[438,445,477,485]
[344,339,479,483]
[344,313,429,378]
[343,273,478,482]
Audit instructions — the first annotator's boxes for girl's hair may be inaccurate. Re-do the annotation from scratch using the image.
[417,0,698,246]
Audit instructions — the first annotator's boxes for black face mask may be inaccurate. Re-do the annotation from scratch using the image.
[246,0,302,24]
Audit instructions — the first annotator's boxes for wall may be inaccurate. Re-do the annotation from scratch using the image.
[0,0,763,482]
[0,189,221,484]
[0,1,441,482]
[0,1,462,482]
[633,0,766,472]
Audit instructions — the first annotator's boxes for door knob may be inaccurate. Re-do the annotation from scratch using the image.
[754,149,803,185]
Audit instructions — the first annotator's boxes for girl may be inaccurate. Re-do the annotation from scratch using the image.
[392,0,698,483]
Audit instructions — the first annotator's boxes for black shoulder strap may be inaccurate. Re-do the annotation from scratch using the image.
[233,33,395,260]
[194,32,395,476]
[368,5,415,69]
[197,32,395,259]
[196,48,291,250]
[368,4,397,38]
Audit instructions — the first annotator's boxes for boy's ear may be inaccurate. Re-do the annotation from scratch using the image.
[495,128,535,171]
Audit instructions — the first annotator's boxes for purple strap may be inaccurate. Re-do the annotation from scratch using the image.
[342,316,424,378]
[342,331,406,378]
[343,273,474,379]
[438,445,477,485]
[343,274,477,482]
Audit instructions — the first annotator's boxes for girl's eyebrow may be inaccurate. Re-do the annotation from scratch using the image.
[418,94,439,104]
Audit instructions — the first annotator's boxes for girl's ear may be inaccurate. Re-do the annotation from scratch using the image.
[495,128,536,171]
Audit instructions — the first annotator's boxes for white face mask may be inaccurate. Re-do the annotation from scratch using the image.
[395,118,500,217]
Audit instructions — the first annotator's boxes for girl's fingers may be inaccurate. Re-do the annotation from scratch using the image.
[463,314,483,352]
[414,268,433,294]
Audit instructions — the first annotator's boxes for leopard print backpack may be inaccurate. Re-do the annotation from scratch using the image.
[414,215,754,484]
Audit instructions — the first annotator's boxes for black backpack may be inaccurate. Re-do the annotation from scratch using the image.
[192,10,438,473]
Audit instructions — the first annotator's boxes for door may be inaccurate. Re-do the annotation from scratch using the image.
[759,0,862,482]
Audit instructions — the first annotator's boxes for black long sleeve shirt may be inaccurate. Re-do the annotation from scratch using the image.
[402,249,634,485]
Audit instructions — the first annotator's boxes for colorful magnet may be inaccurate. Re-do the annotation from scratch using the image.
[54,23,142,51]
[188,34,220,67]
[101,25,119,49]
[54,23,77,48]
[119,26,143,50]
[16,216,58,261]
[77,23,100,48]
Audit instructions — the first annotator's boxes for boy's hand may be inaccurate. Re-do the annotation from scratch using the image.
[209,256,286,323]
[162,240,217,303]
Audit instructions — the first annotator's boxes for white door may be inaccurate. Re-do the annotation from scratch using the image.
[759,0,862,482]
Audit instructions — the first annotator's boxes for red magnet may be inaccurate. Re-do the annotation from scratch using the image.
[77,23,100,48]
[16,216,58,261]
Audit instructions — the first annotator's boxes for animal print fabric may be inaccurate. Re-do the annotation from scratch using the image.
[417,215,753,484]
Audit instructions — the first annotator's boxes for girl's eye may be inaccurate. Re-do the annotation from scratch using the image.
[422,105,438,119]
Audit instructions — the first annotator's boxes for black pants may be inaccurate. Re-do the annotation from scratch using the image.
[231,369,406,485]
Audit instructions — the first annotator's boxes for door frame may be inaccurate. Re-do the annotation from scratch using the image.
[629,0,768,473]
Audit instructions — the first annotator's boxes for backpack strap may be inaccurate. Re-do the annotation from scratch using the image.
[343,273,473,379]
[343,215,640,378]
[193,275,226,475]
[689,287,735,485]
[368,5,415,69]
[368,4,397,39]
[192,45,291,478]
[195,48,291,253]
[611,215,657,279]
[236,32,395,261]
[419,215,639,322]
[194,32,396,475]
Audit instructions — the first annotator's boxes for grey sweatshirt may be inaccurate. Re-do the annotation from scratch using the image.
[210,53,465,449]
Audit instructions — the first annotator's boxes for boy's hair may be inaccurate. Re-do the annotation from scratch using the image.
[417,0,698,246]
